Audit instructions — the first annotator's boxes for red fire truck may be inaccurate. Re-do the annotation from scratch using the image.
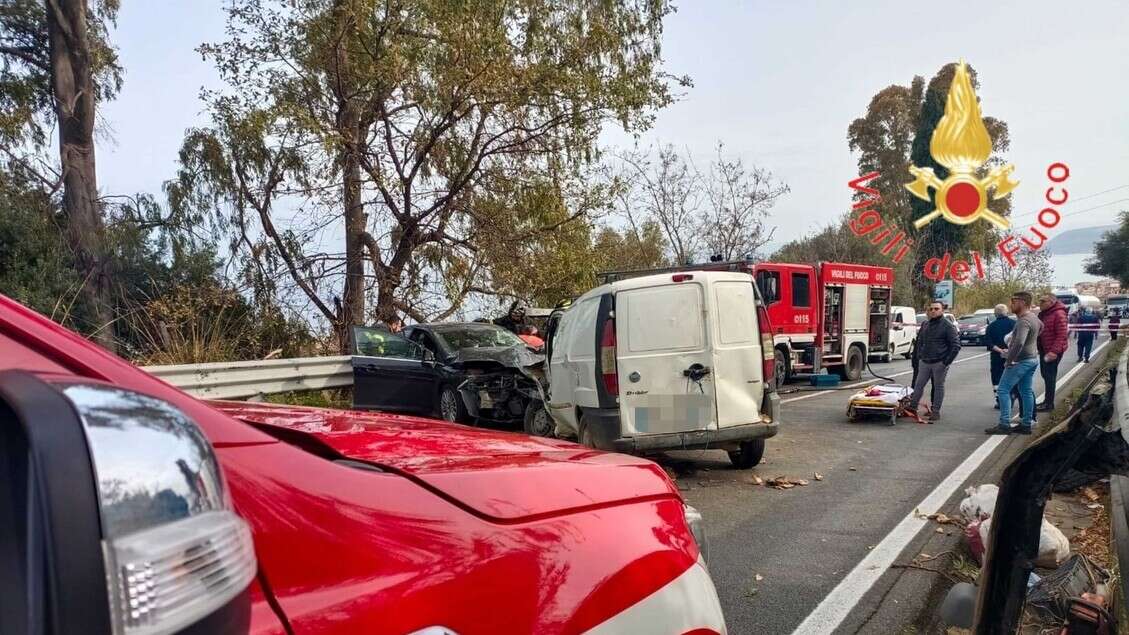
[598,259,895,385]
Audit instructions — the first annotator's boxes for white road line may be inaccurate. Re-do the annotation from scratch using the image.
[791,337,1111,635]
[781,353,991,404]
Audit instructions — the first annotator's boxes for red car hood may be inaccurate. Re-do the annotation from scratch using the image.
[209,401,680,522]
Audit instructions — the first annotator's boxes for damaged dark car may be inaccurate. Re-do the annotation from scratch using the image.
[351,323,553,436]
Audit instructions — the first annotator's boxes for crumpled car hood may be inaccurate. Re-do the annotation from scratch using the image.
[209,401,678,521]
[449,345,544,369]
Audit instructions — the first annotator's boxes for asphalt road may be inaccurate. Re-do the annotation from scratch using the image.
[655,334,1114,635]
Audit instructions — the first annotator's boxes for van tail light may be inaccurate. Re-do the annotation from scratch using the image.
[672,274,694,282]
[757,304,775,384]
[600,318,619,396]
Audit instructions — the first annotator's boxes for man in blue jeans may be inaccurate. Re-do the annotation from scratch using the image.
[986,291,1042,435]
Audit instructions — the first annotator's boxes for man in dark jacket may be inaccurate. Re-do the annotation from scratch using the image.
[985,304,1016,410]
[907,301,962,422]
[1036,294,1069,411]
[1075,306,1100,363]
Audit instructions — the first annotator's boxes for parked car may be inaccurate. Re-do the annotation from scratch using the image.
[546,270,780,468]
[0,293,727,634]
[352,322,554,436]
[957,313,992,345]
[883,305,918,360]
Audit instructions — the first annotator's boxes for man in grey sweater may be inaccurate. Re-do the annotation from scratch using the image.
[986,291,1042,435]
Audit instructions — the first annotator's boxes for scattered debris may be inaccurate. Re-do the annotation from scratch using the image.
[762,476,812,490]
[849,467,858,471]
[755,574,764,582]
[747,475,764,486]
[1081,487,1100,502]
[814,472,824,481]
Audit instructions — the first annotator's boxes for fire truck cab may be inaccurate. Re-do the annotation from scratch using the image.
[754,262,893,383]
[599,259,894,385]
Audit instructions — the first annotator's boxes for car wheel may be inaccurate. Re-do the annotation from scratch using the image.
[438,386,466,423]
[523,400,555,437]
[838,345,864,381]
[728,439,765,469]
[774,353,787,389]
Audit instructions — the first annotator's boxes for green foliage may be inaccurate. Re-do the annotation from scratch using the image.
[125,280,314,365]
[847,63,1012,305]
[0,170,82,319]
[908,64,1011,284]
[0,0,122,152]
[176,0,687,335]
[1085,211,1129,286]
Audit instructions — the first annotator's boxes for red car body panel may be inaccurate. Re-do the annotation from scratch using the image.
[212,402,681,521]
[0,293,713,634]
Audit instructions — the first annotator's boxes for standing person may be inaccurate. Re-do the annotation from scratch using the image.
[1075,306,1100,363]
[1110,309,1122,341]
[986,291,1042,435]
[906,301,961,423]
[493,301,527,334]
[1035,293,1069,412]
[385,316,404,334]
[985,304,1016,410]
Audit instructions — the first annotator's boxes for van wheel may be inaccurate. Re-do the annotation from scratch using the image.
[523,400,554,437]
[774,354,788,389]
[728,439,765,469]
[578,416,596,448]
[438,385,468,423]
[838,345,864,381]
[903,340,915,360]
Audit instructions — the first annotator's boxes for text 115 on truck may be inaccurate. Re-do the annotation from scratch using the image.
[599,260,895,385]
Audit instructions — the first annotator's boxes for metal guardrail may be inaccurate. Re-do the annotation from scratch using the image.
[143,356,353,400]
[1110,345,1129,616]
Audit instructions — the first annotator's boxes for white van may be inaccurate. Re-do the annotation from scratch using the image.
[886,305,918,360]
[545,271,780,468]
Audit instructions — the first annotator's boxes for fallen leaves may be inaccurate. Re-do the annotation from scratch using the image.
[745,474,816,490]
[765,476,810,490]
[1081,487,1100,502]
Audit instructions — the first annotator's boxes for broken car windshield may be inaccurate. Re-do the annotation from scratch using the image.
[435,326,525,350]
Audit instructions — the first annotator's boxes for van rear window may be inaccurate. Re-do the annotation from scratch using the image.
[621,284,703,353]
[715,281,756,345]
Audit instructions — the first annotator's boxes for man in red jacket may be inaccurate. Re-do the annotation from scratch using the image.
[1036,293,1069,411]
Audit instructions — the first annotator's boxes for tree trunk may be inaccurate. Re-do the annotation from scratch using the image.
[45,0,115,351]
[332,0,365,354]
[339,140,365,352]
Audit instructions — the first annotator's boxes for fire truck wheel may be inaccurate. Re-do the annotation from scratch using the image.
[774,354,787,388]
[728,439,765,469]
[839,345,864,381]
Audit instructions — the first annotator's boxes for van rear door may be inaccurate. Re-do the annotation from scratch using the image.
[710,278,764,427]
[615,279,716,436]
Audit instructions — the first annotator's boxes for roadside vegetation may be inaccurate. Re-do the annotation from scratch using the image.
[4,3,1126,366]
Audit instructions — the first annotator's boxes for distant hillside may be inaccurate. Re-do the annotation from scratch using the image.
[1045,225,1116,256]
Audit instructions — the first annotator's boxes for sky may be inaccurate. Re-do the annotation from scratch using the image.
[96,0,1129,287]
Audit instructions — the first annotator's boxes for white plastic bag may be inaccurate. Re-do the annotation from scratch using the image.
[960,484,999,522]
[978,517,1070,568]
